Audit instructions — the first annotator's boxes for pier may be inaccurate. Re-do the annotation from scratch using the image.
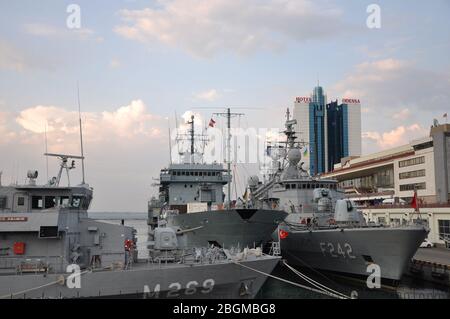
[407,247,450,286]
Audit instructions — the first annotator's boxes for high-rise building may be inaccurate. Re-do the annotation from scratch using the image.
[326,98,362,171]
[293,85,361,176]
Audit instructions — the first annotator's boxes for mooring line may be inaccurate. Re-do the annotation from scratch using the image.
[232,260,349,299]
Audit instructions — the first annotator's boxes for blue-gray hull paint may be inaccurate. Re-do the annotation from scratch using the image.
[167,209,288,249]
[280,226,428,280]
[0,257,279,299]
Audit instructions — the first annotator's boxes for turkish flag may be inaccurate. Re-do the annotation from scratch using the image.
[208,118,216,127]
[411,192,418,210]
[279,229,289,239]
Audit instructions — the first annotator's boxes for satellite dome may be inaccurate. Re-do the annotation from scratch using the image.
[247,175,260,187]
[287,148,302,165]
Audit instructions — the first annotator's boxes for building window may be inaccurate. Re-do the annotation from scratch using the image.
[438,220,450,239]
[399,156,425,168]
[0,196,6,209]
[44,196,56,209]
[59,196,70,206]
[31,196,43,209]
[399,169,426,180]
[17,197,25,206]
[399,182,426,191]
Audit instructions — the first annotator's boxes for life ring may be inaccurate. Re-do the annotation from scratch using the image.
[124,239,133,251]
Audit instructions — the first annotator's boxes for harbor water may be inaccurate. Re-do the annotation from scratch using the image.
[90,212,450,299]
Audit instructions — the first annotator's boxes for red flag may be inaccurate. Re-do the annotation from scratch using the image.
[411,191,418,210]
[208,118,216,127]
[279,229,289,240]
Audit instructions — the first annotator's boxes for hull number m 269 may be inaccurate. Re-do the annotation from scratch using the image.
[319,242,356,259]
[143,279,215,298]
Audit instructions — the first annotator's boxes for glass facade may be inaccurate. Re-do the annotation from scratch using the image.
[298,85,359,176]
[339,167,394,192]
[326,101,349,171]
[309,87,326,175]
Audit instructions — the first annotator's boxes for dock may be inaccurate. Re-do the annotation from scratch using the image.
[406,247,450,286]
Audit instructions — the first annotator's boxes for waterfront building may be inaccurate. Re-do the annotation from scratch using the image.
[321,122,450,245]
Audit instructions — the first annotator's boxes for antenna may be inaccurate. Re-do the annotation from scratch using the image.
[168,118,173,164]
[44,122,49,181]
[77,82,86,184]
[188,115,195,158]
[213,108,244,209]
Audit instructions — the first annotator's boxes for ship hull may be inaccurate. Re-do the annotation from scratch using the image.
[0,257,279,299]
[166,209,288,249]
[279,225,428,281]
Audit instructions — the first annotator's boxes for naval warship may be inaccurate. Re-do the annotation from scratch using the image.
[245,109,428,282]
[148,111,287,249]
[0,152,280,299]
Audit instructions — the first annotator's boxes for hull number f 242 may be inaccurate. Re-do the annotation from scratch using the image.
[319,242,356,259]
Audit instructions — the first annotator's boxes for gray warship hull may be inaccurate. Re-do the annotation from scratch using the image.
[167,209,288,249]
[0,256,279,299]
[279,225,428,281]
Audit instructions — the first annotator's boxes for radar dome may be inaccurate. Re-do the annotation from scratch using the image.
[27,170,38,179]
[247,175,260,187]
[287,148,302,165]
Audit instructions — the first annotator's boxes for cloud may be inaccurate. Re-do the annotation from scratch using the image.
[330,58,450,153]
[109,58,121,68]
[362,124,428,151]
[331,58,450,112]
[0,112,17,143]
[0,40,32,72]
[23,23,101,41]
[392,108,410,120]
[114,0,350,57]
[194,89,220,101]
[13,100,164,152]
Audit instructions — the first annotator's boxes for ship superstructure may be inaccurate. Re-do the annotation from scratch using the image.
[149,111,287,249]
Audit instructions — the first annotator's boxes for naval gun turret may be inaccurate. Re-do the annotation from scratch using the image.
[334,199,367,226]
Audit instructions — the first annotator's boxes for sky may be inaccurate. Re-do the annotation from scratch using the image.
[0,0,449,212]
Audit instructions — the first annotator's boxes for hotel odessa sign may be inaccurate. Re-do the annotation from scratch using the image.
[295,97,312,103]
[342,98,361,104]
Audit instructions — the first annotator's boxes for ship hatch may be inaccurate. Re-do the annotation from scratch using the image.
[235,209,257,220]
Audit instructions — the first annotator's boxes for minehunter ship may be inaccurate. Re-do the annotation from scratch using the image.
[0,153,279,299]
[149,111,287,249]
[246,109,428,282]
